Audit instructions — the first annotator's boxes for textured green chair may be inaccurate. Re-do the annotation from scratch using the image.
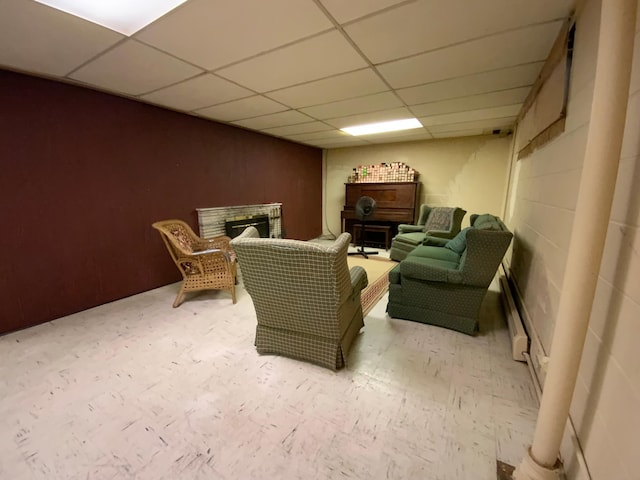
[389,205,467,261]
[387,214,513,335]
[230,227,368,370]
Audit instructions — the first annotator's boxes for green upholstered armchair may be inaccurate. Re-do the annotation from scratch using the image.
[230,227,368,370]
[389,205,467,261]
[387,214,513,335]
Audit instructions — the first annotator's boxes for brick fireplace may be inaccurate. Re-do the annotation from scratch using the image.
[196,203,282,239]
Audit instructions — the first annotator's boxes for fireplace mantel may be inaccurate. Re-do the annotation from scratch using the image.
[197,203,282,239]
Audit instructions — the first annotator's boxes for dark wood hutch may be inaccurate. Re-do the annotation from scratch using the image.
[341,182,420,247]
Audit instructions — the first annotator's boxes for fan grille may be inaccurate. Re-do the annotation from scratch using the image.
[355,196,376,219]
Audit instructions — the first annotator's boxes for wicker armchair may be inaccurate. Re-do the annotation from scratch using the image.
[230,226,368,370]
[152,219,237,307]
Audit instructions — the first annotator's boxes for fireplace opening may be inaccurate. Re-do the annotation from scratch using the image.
[225,215,270,239]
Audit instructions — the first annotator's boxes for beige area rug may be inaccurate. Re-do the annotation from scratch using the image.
[347,255,397,316]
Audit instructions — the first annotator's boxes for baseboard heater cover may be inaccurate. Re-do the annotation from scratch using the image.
[499,273,528,362]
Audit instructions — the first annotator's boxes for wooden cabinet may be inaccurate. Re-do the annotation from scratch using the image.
[340,182,420,239]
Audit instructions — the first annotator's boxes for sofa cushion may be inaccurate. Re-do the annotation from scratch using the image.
[408,245,461,263]
[423,236,449,247]
[393,232,427,246]
[444,227,472,254]
[400,256,461,283]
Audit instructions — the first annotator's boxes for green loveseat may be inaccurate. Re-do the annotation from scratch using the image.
[389,205,467,261]
[387,213,513,335]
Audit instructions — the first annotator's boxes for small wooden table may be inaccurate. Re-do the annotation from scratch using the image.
[352,224,392,249]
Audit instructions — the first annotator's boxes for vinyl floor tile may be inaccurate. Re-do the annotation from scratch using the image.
[0,252,538,480]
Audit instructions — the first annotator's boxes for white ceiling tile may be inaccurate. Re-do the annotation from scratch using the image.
[366,130,433,144]
[319,0,407,23]
[397,62,543,105]
[266,69,388,108]
[69,40,202,96]
[421,104,521,126]
[261,122,334,136]
[196,96,288,122]
[324,107,416,129]
[306,137,371,148]
[0,0,123,77]
[140,74,253,111]
[426,117,517,134]
[431,129,486,139]
[232,110,315,129]
[410,87,530,117]
[346,0,573,64]
[216,31,368,92]
[136,0,333,70]
[377,21,562,88]
[299,91,402,120]
[286,130,352,141]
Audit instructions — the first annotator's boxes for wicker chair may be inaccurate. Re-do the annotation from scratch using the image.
[230,226,368,370]
[152,219,237,307]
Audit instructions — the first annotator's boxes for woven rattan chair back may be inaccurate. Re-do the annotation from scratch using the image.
[152,219,237,307]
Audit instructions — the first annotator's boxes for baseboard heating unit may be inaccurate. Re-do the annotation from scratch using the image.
[499,269,528,362]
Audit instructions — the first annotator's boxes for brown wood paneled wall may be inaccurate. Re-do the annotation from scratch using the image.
[0,69,322,335]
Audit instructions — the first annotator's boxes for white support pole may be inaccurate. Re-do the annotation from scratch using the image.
[514,0,637,479]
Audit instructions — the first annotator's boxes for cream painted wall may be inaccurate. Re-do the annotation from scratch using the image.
[324,135,512,237]
[505,0,640,478]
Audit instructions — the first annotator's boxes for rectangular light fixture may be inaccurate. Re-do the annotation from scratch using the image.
[341,118,423,136]
[34,0,187,36]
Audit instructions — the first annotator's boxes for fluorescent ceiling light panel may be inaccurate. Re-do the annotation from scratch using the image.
[34,0,187,35]
[341,118,423,136]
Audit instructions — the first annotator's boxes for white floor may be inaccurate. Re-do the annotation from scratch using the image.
[0,246,538,480]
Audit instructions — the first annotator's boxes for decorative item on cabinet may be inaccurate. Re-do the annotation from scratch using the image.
[347,162,418,183]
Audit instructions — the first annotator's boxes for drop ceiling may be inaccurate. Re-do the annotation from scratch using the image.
[0,0,574,149]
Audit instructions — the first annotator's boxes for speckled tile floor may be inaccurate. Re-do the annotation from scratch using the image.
[0,247,538,480]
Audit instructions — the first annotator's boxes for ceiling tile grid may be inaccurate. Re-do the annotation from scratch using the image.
[344,0,572,64]
[376,21,564,89]
[265,68,389,109]
[140,73,253,111]
[299,91,404,120]
[135,0,334,70]
[395,63,545,105]
[69,39,203,96]
[231,110,316,130]
[409,87,530,118]
[215,31,368,93]
[260,122,335,137]
[0,0,575,148]
[0,0,124,77]
[196,95,289,122]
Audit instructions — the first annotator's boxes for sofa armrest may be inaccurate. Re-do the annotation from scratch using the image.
[425,229,454,238]
[349,266,368,295]
[423,236,449,247]
[397,224,424,234]
[400,257,463,283]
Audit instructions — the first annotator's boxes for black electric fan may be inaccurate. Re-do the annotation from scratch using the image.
[348,196,379,259]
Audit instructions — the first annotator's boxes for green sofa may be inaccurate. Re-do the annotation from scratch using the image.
[387,213,513,335]
[389,205,467,261]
